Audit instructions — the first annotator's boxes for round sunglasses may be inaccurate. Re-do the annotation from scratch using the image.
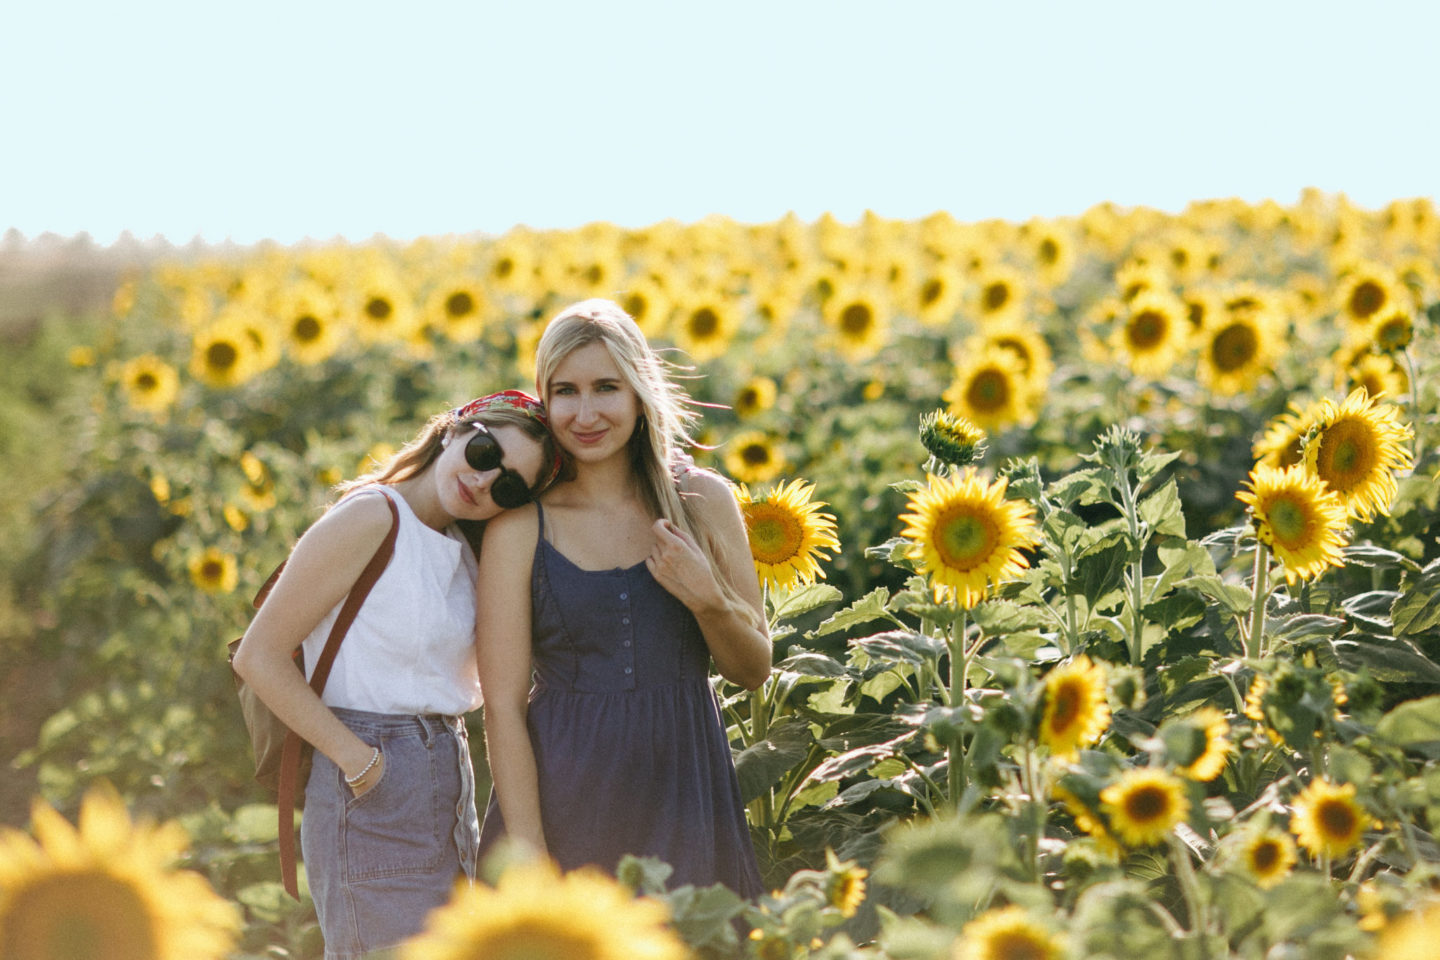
[462,422,534,510]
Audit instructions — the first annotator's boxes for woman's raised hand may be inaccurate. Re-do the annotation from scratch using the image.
[645,518,723,614]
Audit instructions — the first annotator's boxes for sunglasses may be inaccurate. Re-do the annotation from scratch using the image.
[462,422,534,510]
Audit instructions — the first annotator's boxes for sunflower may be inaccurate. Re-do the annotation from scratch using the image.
[399,859,686,960]
[954,905,1064,960]
[919,409,987,468]
[1303,388,1414,522]
[1236,464,1348,584]
[239,451,278,512]
[618,277,674,339]
[1110,291,1189,378]
[349,268,419,345]
[423,275,489,344]
[943,346,1039,433]
[823,849,868,919]
[188,548,238,594]
[1370,305,1415,353]
[822,286,889,360]
[1026,222,1076,288]
[1375,901,1440,960]
[188,319,256,390]
[1234,826,1298,889]
[733,376,778,418]
[1290,778,1371,859]
[483,231,537,292]
[899,468,1039,609]
[724,431,787,485]
[1196,307,1277,396]
[0,783,239,960]
[1099,768,1190,847]
[118,354,180,414]
[970,321,1054,386]
[913,262,964,326]
[1171,706,1231,782]
[969,264,1028,325]
[1335,263,1401,338]
[735,478,840,591]
[1341,350,1410,401]
[670,297,738,363]
[274,281,343,366]
[1039,655,1111,760]
[1252,404,1311,470]
[1052,785,1123,861]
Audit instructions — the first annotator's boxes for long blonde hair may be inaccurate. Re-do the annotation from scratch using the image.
[536,299,760,627]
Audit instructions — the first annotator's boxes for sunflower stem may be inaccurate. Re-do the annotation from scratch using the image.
[1169,833,1209,941]
[947,609,970,809]
[1118,471,1146,666]
[1247,543,1268,660]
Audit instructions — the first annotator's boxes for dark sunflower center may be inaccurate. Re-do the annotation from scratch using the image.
[690,307,720,339]
[135,372,158,391]
[1251,840,1279,872]
[1049,682,1080,729]
[1211,323,1258,372]
[983,282,1010,312]
[1128,310,1168,350]
[2,871,158,960]
[967,369,1010,412]
[492,257,515,280]
[1039,238,1059,265]
[1267,496,1311,547]
[622,292,648,319]
[293,315,322,343]
[1316,420,1375,489]
[1318,799,1357,838]
[1126,785,1168,822]
[991,931,1049,960]
[840,303,873,335]
[935,508,997,572]
[366,297,394,321]
[202,560,225,581]
[921,278,944,306]
[446,292,475,318]
[1349,280,1386,319]
[748,506,804,564]
[742,443,771,466]
[206,341,238,371]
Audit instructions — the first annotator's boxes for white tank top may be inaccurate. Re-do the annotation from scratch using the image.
[302,485,482,716]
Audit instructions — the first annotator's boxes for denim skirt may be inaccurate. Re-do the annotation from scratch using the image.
[301,708,480,960]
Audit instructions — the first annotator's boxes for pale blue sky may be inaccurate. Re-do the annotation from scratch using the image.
[3,1,1437,245]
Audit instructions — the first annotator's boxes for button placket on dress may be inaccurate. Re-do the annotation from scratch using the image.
[617,573,637,687]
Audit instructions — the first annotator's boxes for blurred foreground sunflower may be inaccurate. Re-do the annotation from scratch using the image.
[735,478,841,591]
[1169,706,1232,781]
[899,468,1039,609]
[954,904,1064,960]
[1236,464,1348,585]
[1303,388,1414,522]
[399,859,685,960]
[0,783,239,960]
[1039,654,1111,760]
[1290,778,1371,859]
[1099,768,1190,847]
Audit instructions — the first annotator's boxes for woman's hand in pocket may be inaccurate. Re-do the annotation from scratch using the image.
[346,748,386,799]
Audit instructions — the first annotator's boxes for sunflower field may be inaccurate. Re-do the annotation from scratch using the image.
[3,189,1440,959]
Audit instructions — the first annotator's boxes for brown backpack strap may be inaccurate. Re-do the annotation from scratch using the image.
[278,492,401,900]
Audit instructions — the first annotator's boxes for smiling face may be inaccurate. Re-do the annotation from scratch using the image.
[435,420,548,520]
[545,341,644,465]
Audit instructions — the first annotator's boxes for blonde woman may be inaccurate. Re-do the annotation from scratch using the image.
[232,391,563,960]
[477,299,769,896]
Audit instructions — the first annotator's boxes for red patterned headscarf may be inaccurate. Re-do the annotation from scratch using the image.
[452,390,562,491]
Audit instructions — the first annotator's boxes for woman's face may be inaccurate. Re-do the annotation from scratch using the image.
[435,421,548,520]
[545,341,642,465]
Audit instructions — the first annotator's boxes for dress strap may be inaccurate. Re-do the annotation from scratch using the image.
[533,499,546,542]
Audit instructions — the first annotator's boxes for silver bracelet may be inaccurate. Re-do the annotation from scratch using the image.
[345,747,381,785]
